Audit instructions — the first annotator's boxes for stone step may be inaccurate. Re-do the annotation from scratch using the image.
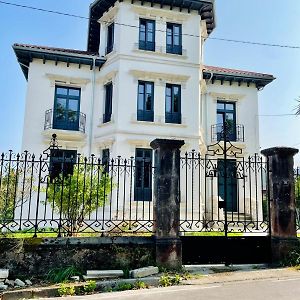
[84,270,124,280]
[130,266,159,278]
[0,270,9,279]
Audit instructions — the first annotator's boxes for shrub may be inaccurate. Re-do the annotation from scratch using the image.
[46,266,81,283]
[58,284,76,297]
[83,280,97,293]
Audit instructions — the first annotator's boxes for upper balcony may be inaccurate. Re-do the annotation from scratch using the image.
[43,109,86,141]
[211,124,245,143]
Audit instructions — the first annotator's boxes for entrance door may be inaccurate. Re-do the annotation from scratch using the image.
[218,159,238,212]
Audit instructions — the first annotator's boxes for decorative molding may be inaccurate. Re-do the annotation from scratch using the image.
[209,92,246,102]
[129,70,190,85]
[99,6,119,24]
[132,43,188,59]
[96,138,115,149]
[131,5,189,23]
[201,20,208,40]
[126,139,151,148]
[46,73,91,88]
[96,70,118,85]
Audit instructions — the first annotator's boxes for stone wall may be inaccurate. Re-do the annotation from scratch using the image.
[0,237,155,278]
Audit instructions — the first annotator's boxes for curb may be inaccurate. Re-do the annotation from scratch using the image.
[0,277,161,300]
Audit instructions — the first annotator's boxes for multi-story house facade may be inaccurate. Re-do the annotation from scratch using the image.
[12,0,275,230]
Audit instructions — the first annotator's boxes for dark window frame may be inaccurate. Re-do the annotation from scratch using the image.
[217,101,237,141]
[166,22,182,55]
[49,149,77,181]
[139,19,155,51]
[135,148,153,202]
[103,82,113,123]
[165,83,181,124]
[53,86,81,131]
[106,23,114,54]
[102,149,110,173]
[137,81,154,122]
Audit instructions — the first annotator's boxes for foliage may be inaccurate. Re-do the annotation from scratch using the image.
[0,170,31,222]
[134,280,148,289]
[114,282,134,291]
[46,266,82,283]
[159,274,181,287]
[83,280,97,293]
[281,249,300,267]
[44,160,113,233]
[58,284,76,297]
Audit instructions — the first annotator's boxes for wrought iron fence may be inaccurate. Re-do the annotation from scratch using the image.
[180,151,270,234]
[0,149,154,238]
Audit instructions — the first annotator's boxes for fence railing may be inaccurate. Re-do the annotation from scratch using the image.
[0,151,154,237]
[180,151,270,234]
[294,167,300,232]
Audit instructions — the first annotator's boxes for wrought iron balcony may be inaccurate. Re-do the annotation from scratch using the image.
[211,124,244,143]
[44,109,86,133]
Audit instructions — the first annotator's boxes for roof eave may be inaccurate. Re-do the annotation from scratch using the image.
[203,71,275,89]
[13,45,106,80]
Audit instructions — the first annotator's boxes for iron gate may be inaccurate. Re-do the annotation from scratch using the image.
[179,125,271,264]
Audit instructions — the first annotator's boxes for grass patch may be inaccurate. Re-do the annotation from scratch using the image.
[183,232,243,237]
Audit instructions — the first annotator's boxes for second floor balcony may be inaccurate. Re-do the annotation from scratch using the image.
[44,109,86,135]
[211,124,245,143]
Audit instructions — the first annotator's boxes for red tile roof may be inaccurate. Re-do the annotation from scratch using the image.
[13,43,98,56]
[203,65,274,79]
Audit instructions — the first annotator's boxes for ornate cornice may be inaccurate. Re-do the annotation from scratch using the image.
[132,5,189,22]
[209,92,245,102]
[129,70,190,85]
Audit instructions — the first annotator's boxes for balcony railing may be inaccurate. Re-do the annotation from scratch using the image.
[44,109,86,133]
[211,124,244,143]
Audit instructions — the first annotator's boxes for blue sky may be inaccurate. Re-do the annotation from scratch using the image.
[1,0,300,163]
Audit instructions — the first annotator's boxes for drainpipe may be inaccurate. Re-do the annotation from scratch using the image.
[88,57,97,156]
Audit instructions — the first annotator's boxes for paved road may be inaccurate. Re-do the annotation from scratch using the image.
[67,277,300,300]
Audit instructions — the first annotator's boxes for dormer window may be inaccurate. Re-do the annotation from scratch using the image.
[139,19,155,51]
[106,23,114,55]
[166,23,182,55]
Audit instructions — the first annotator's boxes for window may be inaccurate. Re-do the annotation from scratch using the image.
[49,149,77,181]
[102,149,110,173]
[106,23,114,54]
[53,86,81,131]
[103,83,113,123]
[135,149,152,201]
[137,81,154,122]
[217,101,236,141]
[165,84,181,124]
[139,19,155,51]
[166,23,182,55]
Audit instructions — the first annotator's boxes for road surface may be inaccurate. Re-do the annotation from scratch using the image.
[53,277,300,300]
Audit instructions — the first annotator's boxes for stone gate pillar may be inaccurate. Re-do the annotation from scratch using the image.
[261,147,299,264]
[150,139,185,269]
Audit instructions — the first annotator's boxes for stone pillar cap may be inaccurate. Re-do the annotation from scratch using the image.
[261,146,299,157]
[150,139,185,150]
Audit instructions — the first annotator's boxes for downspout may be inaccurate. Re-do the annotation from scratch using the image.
[88,57,97,156]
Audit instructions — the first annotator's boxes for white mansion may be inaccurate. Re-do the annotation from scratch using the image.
[13,0,275,221]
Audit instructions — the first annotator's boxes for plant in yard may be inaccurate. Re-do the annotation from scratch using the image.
[0,169,31,222]
[159,273,182,287]
[114,282,134,291]
[58,284,76,297]
[134,280,148,289]
[83,280,97,293]
[46,266,82,283]
[44,159,113,234]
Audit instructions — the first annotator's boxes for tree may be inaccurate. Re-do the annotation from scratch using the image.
[0,170,31,223]
[45,160,113,235]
